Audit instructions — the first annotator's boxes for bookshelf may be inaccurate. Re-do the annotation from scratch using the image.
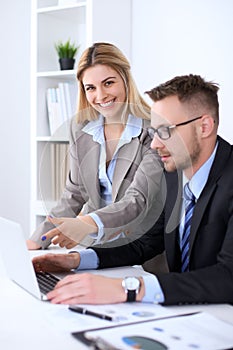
[30,0,132,231]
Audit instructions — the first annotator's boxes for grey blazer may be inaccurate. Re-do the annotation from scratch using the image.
[30,116,163,248]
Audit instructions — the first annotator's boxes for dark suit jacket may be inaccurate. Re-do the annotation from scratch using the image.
[92,136,233,305]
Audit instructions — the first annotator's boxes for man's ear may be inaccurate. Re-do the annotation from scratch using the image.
[200,115,215,137]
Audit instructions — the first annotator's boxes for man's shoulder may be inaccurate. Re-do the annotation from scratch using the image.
[217,135,233,154]
[214,136,233,171]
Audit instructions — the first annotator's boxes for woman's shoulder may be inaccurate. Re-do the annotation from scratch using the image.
[70,117,89,135]
[69,117,91,145]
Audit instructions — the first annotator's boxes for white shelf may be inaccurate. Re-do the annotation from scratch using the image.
[30,0,132,232]
[37,2,86,14]
[36,136,69,142]
[36,69,76,78]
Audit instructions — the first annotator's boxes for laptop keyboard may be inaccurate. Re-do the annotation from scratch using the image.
[36,272,60,295]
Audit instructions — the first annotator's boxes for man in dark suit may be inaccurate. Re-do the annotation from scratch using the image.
[33,74,233,305]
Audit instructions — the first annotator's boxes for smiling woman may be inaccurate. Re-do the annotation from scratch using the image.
[27,42,163,251]
[82,64,127,123]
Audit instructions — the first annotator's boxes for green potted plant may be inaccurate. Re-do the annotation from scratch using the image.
[55,39,80,70]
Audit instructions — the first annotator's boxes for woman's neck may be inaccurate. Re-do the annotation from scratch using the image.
[104,122,125,136]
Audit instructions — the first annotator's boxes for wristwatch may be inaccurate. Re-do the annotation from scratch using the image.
[122,276,141,302]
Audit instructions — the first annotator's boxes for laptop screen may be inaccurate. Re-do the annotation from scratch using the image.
[0,217,41,299]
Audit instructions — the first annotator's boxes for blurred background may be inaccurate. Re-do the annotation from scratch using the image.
[0,0,232,235]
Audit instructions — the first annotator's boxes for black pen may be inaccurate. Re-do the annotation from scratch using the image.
[69,305,115,321]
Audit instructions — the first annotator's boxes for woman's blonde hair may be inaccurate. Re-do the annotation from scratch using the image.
[76,42,150,123]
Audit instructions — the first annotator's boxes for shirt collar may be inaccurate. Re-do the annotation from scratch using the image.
[82,114,105,143]
[118,114,142,147]
[82,114,142,145]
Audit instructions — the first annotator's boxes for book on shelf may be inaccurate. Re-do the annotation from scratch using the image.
[47,81,77,137]
[46,88,63,136]
[50,143,70,201]
[56,85,66,125]
[63,82,77,120]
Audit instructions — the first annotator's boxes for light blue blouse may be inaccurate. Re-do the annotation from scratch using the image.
[82,114,142,243]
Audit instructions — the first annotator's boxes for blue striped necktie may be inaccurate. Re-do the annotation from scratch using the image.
[181,183,195,272]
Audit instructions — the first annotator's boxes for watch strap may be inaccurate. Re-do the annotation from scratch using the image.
[127,289,136,302]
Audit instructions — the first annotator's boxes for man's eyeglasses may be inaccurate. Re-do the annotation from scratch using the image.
[147,116,203,140]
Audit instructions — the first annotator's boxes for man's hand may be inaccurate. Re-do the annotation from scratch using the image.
[46,273,127,305]
[32,252,80,273]
[26,239,41,250]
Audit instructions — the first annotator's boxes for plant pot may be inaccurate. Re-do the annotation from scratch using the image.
[59,58,75,70]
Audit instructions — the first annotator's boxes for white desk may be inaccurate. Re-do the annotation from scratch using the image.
[0,248,233,349]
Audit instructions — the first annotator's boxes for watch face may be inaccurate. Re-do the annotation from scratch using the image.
[124,277,140,291]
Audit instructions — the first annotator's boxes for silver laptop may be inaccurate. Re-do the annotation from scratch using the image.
[0,217,60,301]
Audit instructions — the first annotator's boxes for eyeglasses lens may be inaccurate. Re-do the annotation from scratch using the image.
[158,127,170,140]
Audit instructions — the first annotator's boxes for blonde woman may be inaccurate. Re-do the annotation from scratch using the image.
[27,42,163,250]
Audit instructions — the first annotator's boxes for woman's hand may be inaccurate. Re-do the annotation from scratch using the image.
[40,216,98,249]
[32,252,80,273]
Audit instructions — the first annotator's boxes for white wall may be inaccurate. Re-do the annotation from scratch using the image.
[0,0,31,235]
[0,0,233,233]
[131,0,233,143]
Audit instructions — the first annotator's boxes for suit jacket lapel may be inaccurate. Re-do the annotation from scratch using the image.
[112,138,139,201]
[77,132,101,209]
[189,184,216,252]
[164,171,183,270]
[189,136,232,253]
